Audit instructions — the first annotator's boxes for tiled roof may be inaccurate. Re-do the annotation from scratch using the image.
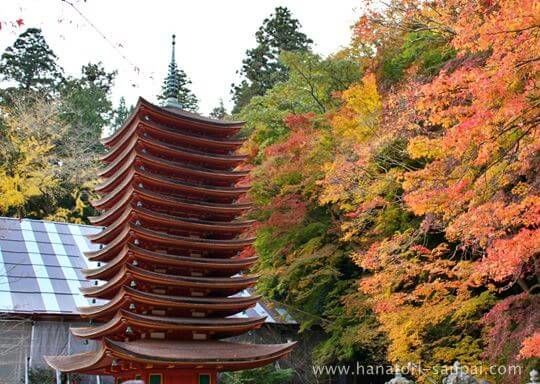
[0,217,295,324]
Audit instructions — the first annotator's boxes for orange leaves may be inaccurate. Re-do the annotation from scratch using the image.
[282,112,316,130]
[265,113,315,160]
[519,332,540,359]
[480,228,540,283]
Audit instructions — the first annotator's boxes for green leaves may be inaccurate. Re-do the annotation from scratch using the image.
[231,6,313,112]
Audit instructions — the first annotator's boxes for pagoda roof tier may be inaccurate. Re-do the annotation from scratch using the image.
[83,244,258,280]
[103,118,244,161]
[77,287,261,320]
[101,135,247,174]
[84,225,254,262]
[96,150,249,193]
[70,310,265,340]
[88,187,252,227]
[80,264,258,299]
[92,170,250,210]
[45,338,296,374]
[88,207,253,244]
[102,98,244,148]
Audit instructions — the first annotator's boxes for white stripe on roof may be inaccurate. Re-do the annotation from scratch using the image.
[44,222,89,308]
[68,223,100,269]
[0,247,14,311]
[20,220,61,312]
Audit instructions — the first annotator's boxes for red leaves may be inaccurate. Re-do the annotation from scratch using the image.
[283,112,316,130]
[264,113,316,159]
[482,293,540,366]
[267,194,307,229]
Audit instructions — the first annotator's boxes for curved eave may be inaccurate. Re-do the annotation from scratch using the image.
[45,339,296,374]
[84,224,254,262]
[77,287,261,319]
[88,206,253,244]
[96,150,249,193]
[102,97,244,148]
[70,310,265,339]
[87,207,252,244]
[80,265,258,298]
[92,170,250,210]
[102,119,243,163]
[131,225,255,250]
[83,244,257,280]
[88,187,252,227]
[100,134,247,172]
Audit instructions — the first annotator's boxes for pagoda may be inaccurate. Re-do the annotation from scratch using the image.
[45,36,295,384]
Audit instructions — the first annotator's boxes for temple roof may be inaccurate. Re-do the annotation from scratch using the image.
[77,287,261,319]
[88,187,252,227]
[80,264,258,298]
[70,310,266,339]
[102,97,245,145]
[92,169,249,210]
[103,118,245,161]
[100,134,247,171]
[83,244,258,280]
[87,207,253,244]
[96,150,248,193]
[45,339,296,373]
[83,225,254,262]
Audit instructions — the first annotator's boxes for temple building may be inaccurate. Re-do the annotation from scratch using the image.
[44,36,295,384]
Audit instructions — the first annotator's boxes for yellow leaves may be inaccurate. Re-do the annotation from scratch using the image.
[0,174,27,209]
[0,98,63,216]
[407,137,443,160]
[331,73,381,143]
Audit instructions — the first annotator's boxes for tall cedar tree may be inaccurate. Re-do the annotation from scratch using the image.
[111,96,133,132]
[209,99,227,119]
[231,6,312,113]
[0,28,63,102]
[58,62,116,153]
[157,66,199,112]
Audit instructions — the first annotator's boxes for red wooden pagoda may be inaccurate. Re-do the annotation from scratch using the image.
[45,36,295,384]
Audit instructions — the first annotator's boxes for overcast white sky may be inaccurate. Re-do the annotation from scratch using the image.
[1,0,363,114]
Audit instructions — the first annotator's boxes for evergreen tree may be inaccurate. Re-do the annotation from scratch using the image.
[231,6,312,112]
[157,65,198,112]
[0,28,63,99]
[111,96,132,132]
[209,99,227,119]
[58,62,117,152]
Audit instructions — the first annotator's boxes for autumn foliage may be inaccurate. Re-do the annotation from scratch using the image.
[239,0,539,382]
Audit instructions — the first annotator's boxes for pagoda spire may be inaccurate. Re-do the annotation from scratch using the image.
[164,34,181,108]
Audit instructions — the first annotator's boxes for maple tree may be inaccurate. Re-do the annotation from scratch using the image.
[235,0,539,382]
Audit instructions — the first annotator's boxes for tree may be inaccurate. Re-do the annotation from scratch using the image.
[209,99,227,119]
[157,65,198,112]
[231,6,312,112]
[0,28,63,101]
[111,96,133,132]
[0,97,65,218]
[239,51,361,149]
[58,62,116,153]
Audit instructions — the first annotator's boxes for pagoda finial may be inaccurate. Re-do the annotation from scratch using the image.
[164,33,181,108]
